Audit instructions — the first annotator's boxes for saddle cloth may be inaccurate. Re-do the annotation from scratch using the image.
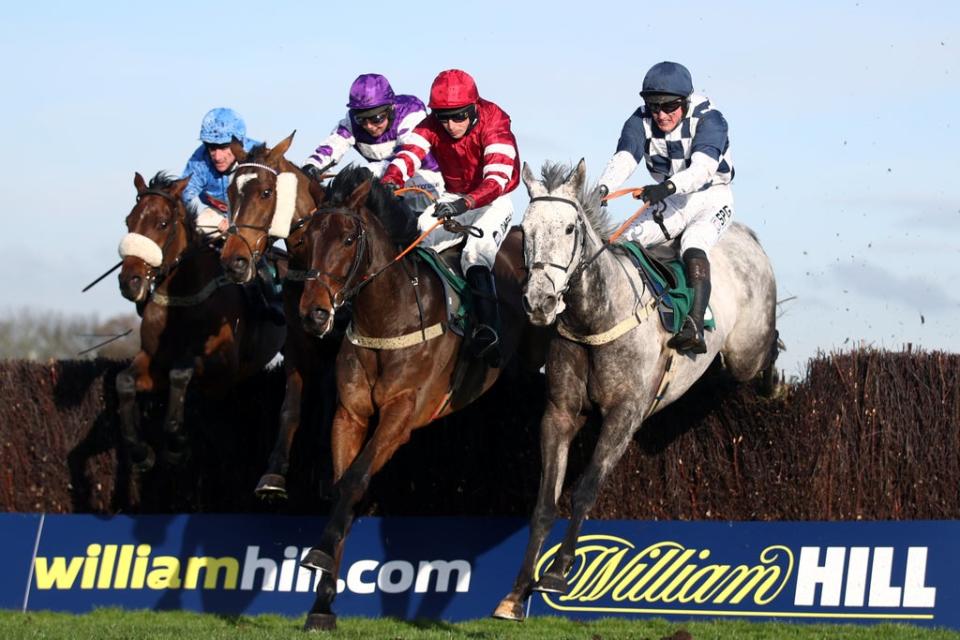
[616,241,714,334]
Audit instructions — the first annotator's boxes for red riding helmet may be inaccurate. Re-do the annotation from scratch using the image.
[428,69,479,110]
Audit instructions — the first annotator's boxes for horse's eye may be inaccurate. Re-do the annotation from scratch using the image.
[344,235,355,246]
[158,219,169,229]
[565,223,575,234]
[261,189,273,199]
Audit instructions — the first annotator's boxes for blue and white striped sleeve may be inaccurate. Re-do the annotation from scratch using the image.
[670,110,727,194]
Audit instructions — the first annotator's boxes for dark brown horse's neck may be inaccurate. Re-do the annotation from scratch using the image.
[154,241,219,296]
[350,230,436,335]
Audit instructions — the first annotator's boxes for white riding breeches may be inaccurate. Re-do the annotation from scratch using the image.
[623,183,734,255]
[417,192,514,271]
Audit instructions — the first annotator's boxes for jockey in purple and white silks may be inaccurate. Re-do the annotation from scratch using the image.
[182,107,262,238]
[597,61,735,355]
[301,74,444,204]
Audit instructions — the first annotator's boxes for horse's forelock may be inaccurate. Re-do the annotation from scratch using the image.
[538,162,615,238]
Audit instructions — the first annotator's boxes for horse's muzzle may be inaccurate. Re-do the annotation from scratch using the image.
[224,255,255,284]
[522,291,558,327]
[118,270,148,303]
[301,305,334,338]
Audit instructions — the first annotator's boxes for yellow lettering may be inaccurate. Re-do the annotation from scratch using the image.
[113,545,134,589]
[34,556,84,589]
[680,564,730,603]
[147,556,182,590]
[184,557,239,590]
[131,544,151,589]
[96,545,117,589]
[80,544,101,589]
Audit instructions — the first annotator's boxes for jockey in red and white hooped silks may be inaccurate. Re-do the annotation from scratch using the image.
[381,69,520,368]
[597,61,735,355]
[302,73,444,205]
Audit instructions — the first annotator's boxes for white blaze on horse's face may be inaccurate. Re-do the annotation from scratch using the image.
[520,164,588,326]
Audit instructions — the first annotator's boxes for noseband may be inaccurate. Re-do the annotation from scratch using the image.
[131,190,185,282]
[526,195,589,297]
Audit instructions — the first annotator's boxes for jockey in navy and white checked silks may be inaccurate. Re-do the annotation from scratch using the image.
[303,74,444,197]
[598,93,735,254]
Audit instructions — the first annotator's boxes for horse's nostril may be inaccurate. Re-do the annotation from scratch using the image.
[311,307,329,325]
[543,295,557,314]
[231,256,248,272]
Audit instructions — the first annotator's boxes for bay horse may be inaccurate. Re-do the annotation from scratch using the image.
[493,160,780,621]
[219,132,343,500]
[295,166,546,630]
[116,172,285,475]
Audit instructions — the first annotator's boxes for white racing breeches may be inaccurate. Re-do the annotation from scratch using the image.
[623,183,734,254]
[417,192,514,271]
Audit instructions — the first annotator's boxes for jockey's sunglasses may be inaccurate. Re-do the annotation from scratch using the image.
[645,98,685,114]
[435,108,472,123]
[353,111,389,126]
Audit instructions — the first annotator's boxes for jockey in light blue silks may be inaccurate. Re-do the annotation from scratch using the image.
[301,74,444,210]
[181,107,262,238]
[598,61,735,355]
[180,107,282,324]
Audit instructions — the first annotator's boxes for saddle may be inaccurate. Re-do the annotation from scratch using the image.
[615,240,714,334]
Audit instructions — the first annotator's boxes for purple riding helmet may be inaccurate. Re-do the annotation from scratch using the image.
[346,73,396,111]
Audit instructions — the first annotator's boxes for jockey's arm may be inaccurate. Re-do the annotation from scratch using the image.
[598,113,643,193]
[462,126,518,209]
[382,125,433,188]
[668,110,727,194]
[303,118,355,171]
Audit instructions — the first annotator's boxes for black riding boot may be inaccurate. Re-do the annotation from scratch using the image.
[465,265,502,368]
[256,259,286,326]
[668,248,710,354]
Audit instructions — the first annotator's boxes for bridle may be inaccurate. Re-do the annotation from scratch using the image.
[525,195,590,299]
[130,189,187,284]
[300,208,370,310]
[228,162,316,263]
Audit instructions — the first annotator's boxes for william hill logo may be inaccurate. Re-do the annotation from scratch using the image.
[535,535,936,620]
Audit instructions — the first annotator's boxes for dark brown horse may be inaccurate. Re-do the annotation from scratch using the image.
[219,133,343,499]
[116,172,285,476]
[295,166,547,630]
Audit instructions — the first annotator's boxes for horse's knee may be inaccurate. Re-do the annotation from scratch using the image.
[169,367,193,387]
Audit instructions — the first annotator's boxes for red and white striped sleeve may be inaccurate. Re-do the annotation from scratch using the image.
[465,126,519,209]
[382,123,435,188]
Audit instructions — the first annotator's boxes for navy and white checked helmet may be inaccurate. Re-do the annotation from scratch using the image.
[199,107,246,144]
[641,62,693,100]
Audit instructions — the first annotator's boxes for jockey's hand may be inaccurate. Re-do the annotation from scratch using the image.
[301,163,324,183]
[432,198,470,219]
[637,181,676,205]
[598,184,609,200]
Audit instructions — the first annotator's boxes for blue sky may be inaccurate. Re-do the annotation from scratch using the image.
[1,1,957,377]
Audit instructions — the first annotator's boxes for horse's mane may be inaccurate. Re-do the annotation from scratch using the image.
[540,162,616,238]
[325,165,419,246]
[244,143,269,163]
[148,171,181,191]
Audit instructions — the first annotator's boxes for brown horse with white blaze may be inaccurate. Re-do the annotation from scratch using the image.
[293,166,549,630]
[116,172,285,475]
[219,133,344,500]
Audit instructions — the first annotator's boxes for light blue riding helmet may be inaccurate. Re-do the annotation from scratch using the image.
[641,62,694,101]
[198,107,247,144]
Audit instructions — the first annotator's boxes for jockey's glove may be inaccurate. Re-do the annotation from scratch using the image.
[637,180,676,205]
[598,184,609,200]
[432,198,470,219]
[301,164,324,183]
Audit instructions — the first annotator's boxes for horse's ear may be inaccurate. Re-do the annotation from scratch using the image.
[521,162,538,194]
[566,158,586,193]
[346,178,372,211]
[230,139,247,163]
[134,172,147,193]
[170,175,192,199]
[267,131,296,164]
[307,176,326,208]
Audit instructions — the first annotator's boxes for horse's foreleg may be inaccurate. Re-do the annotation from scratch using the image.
[116,352,155,472]
[536,403,642,595]
[161,364,194,465]
[494,402,586,621]
[302,397,404,630]
[255,368,304,500]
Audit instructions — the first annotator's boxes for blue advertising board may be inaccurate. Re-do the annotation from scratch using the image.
[2,514,957,628]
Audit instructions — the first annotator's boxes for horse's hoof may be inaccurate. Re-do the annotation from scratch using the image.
[131,447,155,473]
[303,613,336,631]
[492,599,525,621]
[533,572,568,594]
[301,548,335,573]
[254,474,288,501]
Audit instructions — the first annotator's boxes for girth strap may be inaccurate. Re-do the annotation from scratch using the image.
[151,275,232,307]
[556,297,658,346]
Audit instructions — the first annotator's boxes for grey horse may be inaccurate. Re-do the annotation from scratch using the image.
[493,160,780,621]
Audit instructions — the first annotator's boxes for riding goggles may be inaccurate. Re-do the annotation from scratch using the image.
[434,105,475,123]
[645,98,685,114]
[352,109,390,126]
